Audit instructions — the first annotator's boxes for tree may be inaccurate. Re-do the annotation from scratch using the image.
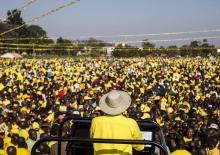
[166,45,179,56]
[113,44,139,57]
[190,40,201,47]
[141,39,155,56]
[77,38,113,56]
[178,39,216,57]
[57,37,72,44]
[0,9,55,55]
[27,25,47,38]
[180,40,202,56]
[54,37,77,56]
[0,22,7,33]
[3,9,29,39]
[79,38,113,47]
[6,9,24,25]
[201,39,216,56]
[24,25,49,45]
[179,45,191,56]
[142,39,155,48]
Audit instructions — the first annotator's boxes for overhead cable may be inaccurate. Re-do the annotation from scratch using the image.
[1,27,220,41]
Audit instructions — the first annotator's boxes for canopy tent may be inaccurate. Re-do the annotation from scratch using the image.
[0,52,23,59]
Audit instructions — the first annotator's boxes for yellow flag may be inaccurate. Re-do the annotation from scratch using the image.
[0,83,5,91]
[140,88,145,94]
[167,94,171,104]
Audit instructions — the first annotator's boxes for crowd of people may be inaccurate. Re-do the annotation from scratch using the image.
[0,57,219,155]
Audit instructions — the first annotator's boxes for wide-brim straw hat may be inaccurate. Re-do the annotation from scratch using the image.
[99,90,131,115]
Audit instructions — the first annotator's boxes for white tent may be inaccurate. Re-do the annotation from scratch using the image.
[0,52,23,59]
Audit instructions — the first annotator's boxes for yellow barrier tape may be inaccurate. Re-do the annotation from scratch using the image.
[0,42,76,48]
[0,35,220,46]
[0,46,216,51]
[0,46,86,51]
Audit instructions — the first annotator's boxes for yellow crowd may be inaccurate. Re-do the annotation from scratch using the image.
[0,57,219,154]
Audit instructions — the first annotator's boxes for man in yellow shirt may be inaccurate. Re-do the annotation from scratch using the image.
[17,137,30,155]
[90,90,144,155]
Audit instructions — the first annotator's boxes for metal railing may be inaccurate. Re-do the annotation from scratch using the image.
[56,117,168,155]
[31,137,169,155]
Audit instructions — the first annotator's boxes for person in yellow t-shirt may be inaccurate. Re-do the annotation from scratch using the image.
[4,133,19,153]
[17,137,30,155]
[183,128,194,143]
[90,90,144,155]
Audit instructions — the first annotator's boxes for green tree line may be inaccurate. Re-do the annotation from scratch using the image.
[0,9,218,57]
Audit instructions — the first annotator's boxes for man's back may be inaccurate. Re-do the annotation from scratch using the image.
[90,115,144,155]
[170,150,191,155]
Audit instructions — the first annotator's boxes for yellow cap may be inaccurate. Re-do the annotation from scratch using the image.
[141,113,151,119]
[32,122,40,130]
[167,107,174,114]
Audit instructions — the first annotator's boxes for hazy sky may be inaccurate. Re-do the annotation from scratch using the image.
[1,0,220,46]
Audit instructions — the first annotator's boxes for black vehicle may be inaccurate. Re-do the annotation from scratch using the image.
[31,117,169,155]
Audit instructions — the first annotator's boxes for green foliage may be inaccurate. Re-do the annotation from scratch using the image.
[90,50,104,57]
[113,45,140,57]
[0,9,218,57]
[78,38,113,47]
[0,9,54,54]
[113,39,217,57]
[0,23,7,33]
[6,9,24,25]
[53,37,77,56]
[27,25,46,38]
[142,39,155,48]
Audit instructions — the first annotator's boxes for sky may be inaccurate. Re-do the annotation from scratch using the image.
[1,0,220,46]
